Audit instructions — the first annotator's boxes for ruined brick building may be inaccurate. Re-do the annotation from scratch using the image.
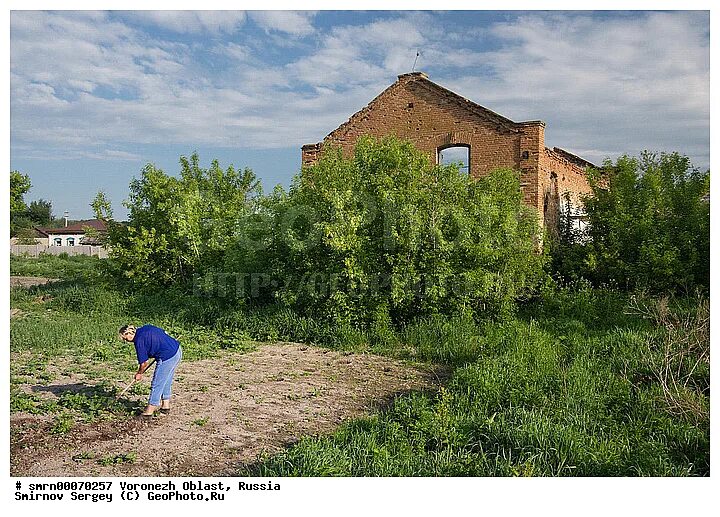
[302,72,595,232]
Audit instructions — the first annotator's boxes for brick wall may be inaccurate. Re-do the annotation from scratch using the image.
[302,72,594,230]
[543,150,593,202]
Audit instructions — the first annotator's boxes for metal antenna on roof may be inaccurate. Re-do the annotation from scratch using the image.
[412,50,420,72]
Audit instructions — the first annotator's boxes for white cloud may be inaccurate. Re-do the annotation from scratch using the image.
[101,150,144,161]
[290,16,427,88]
[248,11,316,36]
[434,11,709,168]
[9,10,710,173]
[11,11,190,102]
[123,11,247,34]
[217,42,253,62]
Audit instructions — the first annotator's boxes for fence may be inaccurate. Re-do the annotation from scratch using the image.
[10,244,108,259]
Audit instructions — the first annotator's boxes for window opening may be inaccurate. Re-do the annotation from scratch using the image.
[438,145,470,174]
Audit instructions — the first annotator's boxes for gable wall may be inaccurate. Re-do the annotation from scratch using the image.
[302,74,594,230]
[303,75,543,211]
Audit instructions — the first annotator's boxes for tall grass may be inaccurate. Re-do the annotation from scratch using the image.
[10,253,107,280]
[242,288,709,476]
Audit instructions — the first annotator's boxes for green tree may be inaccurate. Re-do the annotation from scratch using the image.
[79,191,114,246]
[226,136,545,324]
[553,151,709,292]
[15,226,39,245]
[107,153,262,287]
[27,199,53,226]
[91,191,113,221]
[10,171,32,236]
[10,171,31,212]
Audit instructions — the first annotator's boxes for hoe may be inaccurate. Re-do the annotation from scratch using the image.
[115,358,156,400]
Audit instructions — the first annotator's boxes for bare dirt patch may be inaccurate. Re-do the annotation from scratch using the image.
[11,342,446,476]
[10,276,59,288]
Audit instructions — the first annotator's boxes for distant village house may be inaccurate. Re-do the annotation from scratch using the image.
[10,219,108,258]
[36,219,107,246]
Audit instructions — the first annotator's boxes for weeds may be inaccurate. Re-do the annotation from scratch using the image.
[97,452,137,466]
[10,253,107,281]
[130,383,151,396]
[242,288,710,477]
[625,293,710,425]
[10,390,44,414]
[11,255,711,476]
[72,451,95,462]
[57,390,133,420]
[50,413,75,435]
[10,383,140,423]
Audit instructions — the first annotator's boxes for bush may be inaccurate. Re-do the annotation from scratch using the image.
[226,137,545,325]
[107,153,262,287]
[552,152,709,292]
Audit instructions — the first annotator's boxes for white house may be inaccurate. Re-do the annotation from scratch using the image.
[36,219,107,247]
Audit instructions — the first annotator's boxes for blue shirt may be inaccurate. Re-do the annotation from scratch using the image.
[134,325,181,364]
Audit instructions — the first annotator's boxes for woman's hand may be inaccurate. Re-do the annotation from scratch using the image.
[135,360,149,381]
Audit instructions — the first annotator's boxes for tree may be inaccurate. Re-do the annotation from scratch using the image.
[91,191,113,221]
[27,199,53,226]
[10,171,32,236]
[10,171,31,213]
[225,136,546,324]
[107,153,263,287]
[553,151,709,292]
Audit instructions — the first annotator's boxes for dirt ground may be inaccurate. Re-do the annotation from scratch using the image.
[10,342,446,476]
[9,276,58,288]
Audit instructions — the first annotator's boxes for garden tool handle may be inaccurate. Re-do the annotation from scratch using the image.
[116,358,156,399]
[116,378,137,400]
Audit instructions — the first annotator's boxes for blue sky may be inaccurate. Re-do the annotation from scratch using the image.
[9,9,711,220]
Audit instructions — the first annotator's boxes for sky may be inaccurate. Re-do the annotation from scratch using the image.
[8,8,711,221]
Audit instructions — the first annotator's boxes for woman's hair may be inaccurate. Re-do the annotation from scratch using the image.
[119,324,136,335]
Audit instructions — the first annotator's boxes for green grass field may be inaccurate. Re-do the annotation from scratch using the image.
[10,253,107,280]
[10,255,709,476]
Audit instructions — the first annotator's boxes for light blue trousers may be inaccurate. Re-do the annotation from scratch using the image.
[148,347,182,406]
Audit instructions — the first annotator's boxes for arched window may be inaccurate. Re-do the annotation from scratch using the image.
[67,237,75,246]
[438,145,470,174]
[53,238,62,246]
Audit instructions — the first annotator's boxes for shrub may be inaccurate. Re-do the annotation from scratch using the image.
[107,153,262,287]
[552,152,709,292]
[226,136,545,325]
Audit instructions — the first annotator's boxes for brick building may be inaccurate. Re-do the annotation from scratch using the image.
[302,72,595,232]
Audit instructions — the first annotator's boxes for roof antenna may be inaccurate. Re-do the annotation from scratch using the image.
[412,50,420,72]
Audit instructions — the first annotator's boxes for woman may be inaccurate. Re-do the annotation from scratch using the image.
[119,324,183,417]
